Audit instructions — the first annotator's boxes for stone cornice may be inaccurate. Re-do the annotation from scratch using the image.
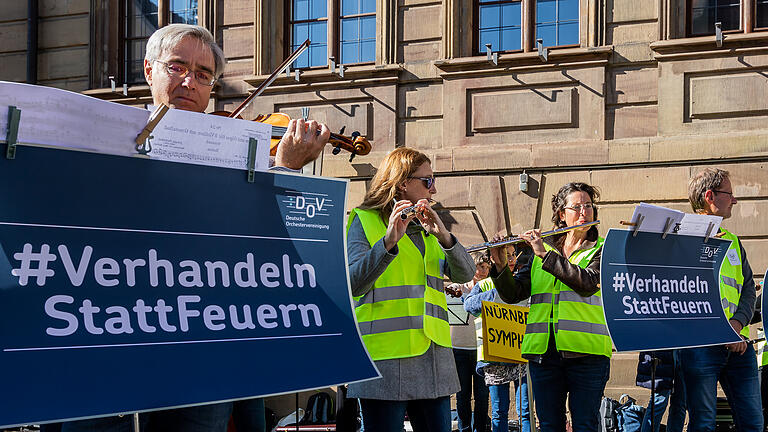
[239,63,403,94]
[650,32,768,60]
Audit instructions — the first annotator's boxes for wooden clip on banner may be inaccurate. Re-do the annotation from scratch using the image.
[5,106,21,160]
[135,104,170,155]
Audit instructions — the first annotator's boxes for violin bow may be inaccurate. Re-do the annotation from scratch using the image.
[228,39,311,119]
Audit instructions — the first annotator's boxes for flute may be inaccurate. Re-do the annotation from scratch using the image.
[465,221,600,253]
[397,200,436,220]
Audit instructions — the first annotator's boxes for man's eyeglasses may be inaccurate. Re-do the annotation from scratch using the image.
[409,176,435,189]
[154,60,216,86]
[564,203,595,213]
[713,190,734,197]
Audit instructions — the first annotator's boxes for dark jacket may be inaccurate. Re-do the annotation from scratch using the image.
[635,350,675,391]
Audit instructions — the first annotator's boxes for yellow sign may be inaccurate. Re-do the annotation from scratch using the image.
[481,301,529,363]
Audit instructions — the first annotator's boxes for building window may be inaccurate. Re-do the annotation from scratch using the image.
[474,0,579,55]
[289,0,377,68]
[290,0,328,68]
[536,0,579,47]
[125,0,160,84]
[171,0,199,24]
[755,0,768,27]
[689,0,740,35]
[339,0,376,63]
[478,0,523,52]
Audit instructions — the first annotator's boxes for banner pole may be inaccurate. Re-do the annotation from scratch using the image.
[526,363,537,432]
[132,413,140,432]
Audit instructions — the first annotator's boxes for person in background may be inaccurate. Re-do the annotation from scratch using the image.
[630,350,686,432]
[490,182,610,432]
[680,168,761,432]
[463,244,532,432]
[346,147,475,432]
[446,252,491,432]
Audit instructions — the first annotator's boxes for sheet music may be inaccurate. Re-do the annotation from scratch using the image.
[629,203,684,234]
[147,107,271,171]
[0,81,150,156]
[677,213,722,237]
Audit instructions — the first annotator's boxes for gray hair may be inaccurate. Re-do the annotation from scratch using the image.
[145,24,225,79]
[688,168,730,212]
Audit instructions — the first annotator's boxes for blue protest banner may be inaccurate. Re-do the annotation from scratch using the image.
[0,145,378,427]
[600,229,741,352]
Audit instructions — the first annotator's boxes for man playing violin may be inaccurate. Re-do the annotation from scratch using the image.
[52,24,327,432]
[143,23,331,171]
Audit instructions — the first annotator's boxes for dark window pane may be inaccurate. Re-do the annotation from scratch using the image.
[294,0,309,20]
[360,40,375,62]
[558,21,579,44]
[758,0,768,27]
[690,0,740,35]
[311,0,327,19]
[479,5,501,30]
[126,39,148,83]
[536,22,557,46]
[341,17,358,41]
[342,0,358,15]
[537,0,557,23]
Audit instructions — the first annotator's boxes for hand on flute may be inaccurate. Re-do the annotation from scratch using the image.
[413,199,454,248]
[489,234,509,273]
[520,229,547,259]
[384,200,416,251]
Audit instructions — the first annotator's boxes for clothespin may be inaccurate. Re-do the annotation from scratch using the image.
[661,217,674,239]
[135,104,169,155]
[5,106,21,159]
[703,222,715,243]
[632,214,645,237]
[247,137,258,183]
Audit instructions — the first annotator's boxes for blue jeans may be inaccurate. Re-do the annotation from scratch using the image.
[454,349,489,432]
[529,354,610,432]
[515,376,531,432]
[489,382,510,432]
[680,344,763,432]
[360,397,451,432]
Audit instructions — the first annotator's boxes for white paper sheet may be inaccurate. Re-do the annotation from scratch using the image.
[146,107,271,171]
[629,203,685,234]
[0,81,149,156]
[677,213,722,237]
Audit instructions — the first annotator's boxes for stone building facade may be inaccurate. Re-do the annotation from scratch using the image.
[2,0,767,410]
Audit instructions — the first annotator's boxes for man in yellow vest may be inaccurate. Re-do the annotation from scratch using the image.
[679,168,762,432]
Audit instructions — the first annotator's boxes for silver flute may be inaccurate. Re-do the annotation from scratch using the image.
[465,221,600,253]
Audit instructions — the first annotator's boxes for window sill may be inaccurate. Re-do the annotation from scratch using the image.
[433,46,613,76]
[241,63,402,92]
[650,31,768,59]
[82,85,152,100]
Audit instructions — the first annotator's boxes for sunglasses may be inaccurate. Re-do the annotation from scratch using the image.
[408,176,435,189]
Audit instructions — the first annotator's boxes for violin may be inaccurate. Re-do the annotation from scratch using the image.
[209,39,371,161]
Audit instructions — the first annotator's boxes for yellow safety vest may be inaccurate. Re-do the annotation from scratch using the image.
[718,229,750,338]
[348,208,451,361]
[524,238,612,358]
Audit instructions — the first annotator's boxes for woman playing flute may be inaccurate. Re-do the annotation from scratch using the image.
[489,182,610,432]
[346,147,475,432]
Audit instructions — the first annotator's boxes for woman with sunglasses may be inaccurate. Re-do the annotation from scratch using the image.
[346,147,475,432]
[489,182,610,432]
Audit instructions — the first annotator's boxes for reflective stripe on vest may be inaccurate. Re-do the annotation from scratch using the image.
[718,229,750,338]
[524,237,612,358]
[348,208,450,361]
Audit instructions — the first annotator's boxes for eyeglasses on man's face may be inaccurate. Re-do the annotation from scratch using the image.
[713,190,734,198]
[409,176,435,189]
[154,60,216,86]
[564,203,595,213]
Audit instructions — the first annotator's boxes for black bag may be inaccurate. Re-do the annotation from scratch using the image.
[301,391,335,425]
[335,385,361,432]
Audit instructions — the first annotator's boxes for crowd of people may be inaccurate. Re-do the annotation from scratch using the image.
[35,22,765,432]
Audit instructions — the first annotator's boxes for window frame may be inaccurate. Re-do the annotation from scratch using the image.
[684,0,768,36]
[472,0,581,56]
[286,0,378,69]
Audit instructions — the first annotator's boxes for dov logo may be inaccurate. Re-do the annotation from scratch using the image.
[285,192,332,219]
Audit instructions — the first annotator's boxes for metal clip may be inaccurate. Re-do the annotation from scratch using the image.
[135,104,169,155]
[247,138,258,183]
[301,107,310,120]
[661,217,674,239]
[703,222,715,243]
[537,39,548,62]
[632,214,645,237]
[295,68,301,82]
[715,22,723,47]
[5,106,21,159]
[485,43,498,66]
